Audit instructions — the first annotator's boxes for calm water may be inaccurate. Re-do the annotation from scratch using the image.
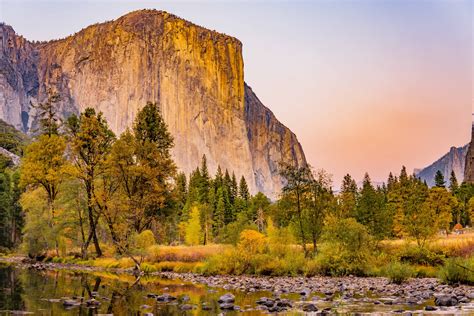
[0,263,473,315]
[0,263,280,315]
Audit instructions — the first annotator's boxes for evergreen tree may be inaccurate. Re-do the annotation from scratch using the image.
[175,172,187,212]
[338,174,358,218]
[387,172,396,191]
[33,88,61,136]
[434,170,446,188]
[449,170,458,193]
[356,173,389,240]
[215,165,223,189]
[399,166,409,186]
[239,176,250,201]
[198,155,210,203]
[108,103,176,236]
[213,187,226,237]
[186,168,202,208]
[0,170,12,248]
[230,172,238,203]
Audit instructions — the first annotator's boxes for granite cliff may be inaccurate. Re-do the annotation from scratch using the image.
[464,124,474,184]
[415,144,468,187]
[0,10,307,197]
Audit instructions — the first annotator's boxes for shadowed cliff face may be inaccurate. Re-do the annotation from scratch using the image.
[464,125,474,184]
[0,10,307,197]
[415,144,468,187]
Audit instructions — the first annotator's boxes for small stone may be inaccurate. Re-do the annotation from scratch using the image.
[435,295,458,307]
[219,303,235,310]
[300,288,311,296]
[180,304,194,310]
[62,300,78,307]
[302,303,318,312]
[156,294,177,302]
[86,299,100,307]
[202,303,212,311]
[218,293,235,304]
[425,306,437,311]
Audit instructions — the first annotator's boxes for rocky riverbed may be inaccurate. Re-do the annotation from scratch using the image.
[1,257,473,315]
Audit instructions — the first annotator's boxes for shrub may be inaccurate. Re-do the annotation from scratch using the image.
[383,261,414,284]
[398,246,445,266]
[238,229,267,255]
[314,218,374,276]
[303,259,320,277]
[413,265,437,278]
[134,230,156,250]
[438,258,474,285]
[201,248,242,275]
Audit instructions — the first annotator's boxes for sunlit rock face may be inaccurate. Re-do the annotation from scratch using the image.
[0,10,307,197]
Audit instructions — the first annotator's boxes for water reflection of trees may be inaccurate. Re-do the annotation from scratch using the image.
[0,265,24,311]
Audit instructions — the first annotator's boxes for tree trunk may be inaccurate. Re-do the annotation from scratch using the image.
[104,216,123,255]
[296,189,308,257]
[86,180,102,257]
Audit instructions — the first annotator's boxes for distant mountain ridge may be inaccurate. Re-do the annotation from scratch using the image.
[415,145,468,187]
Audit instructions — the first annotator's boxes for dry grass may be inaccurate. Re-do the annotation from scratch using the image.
[145,244,229,263]
[379,231,474,258]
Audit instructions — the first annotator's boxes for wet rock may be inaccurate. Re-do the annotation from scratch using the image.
[435,295,458,306]
[300,288,311,296]
[218,293,235,303]
[201,303,212,310]
[459,297,470,303]
[62,300,79,307]
[276,299,292,308]
[86,298,100,307]
[156,293,177,302]
[45,298,61,303]
[425,306,437,311]
[180,304,194,310]
[219,303,236,310]
[302,303,318,312]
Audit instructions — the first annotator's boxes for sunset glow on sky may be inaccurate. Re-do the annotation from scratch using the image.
[1,0,472,187]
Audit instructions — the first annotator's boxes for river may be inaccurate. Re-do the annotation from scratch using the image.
[0,263,473,315]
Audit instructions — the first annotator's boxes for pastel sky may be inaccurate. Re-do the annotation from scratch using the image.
[1,0,472,187]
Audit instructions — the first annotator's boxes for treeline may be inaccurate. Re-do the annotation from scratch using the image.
[0,119,25,250]
[1,91,269,258]
[276,164,474,258]
[1,90,473,263]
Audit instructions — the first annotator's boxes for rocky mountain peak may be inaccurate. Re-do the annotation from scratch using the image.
[0,11,307,198]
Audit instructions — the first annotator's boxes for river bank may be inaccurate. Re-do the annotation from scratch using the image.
[1,256,474,314]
